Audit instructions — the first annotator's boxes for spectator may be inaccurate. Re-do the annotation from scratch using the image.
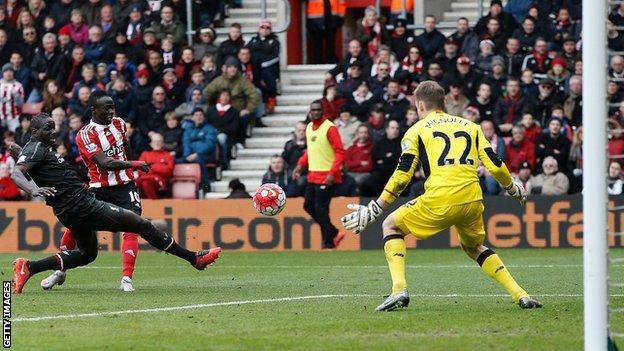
[70,63,102,101]
[414,15,445,61]
[360,120,401,196]
[470,82,500,124]
[566,125,582,193]
[450,17,475,51]
[445,80,470,117]
[182,108,216,191]
[138,85,174,137]
[367,104,386,142]
[480,18,506,54]
[354,6,390,58]
[561,38,580,71]
[534,78,561,125]
[108,76,136,121]
[609,55,624,87]
[136,133,175,199]
[435,38,460,74]
[320,84,345,121]
[399,106,419,134]
[335,106,361,148]
[326,39,373,82]
[369,60,392,96]
[520,68,538,96]
[225,178,251,199]
[261,155,297,197]
[9,52,30,97]
[479,119,505,195]
[0,131,15,169]
[133,68,153,108]
[608,81,623,117]
[162,67,186,106]
[105,52,136,85]
[160,37,178,68]
[175,87,208,120]
[337,61,364,97]
[551,7,581,47]
[175,47,201,85]
[60,9,88,46]
[383,79,409,122]
[41,79,67,114]
[400,45,423,94]
[84,25,107,63]
[484,55,508,98]
[344,124,373,186]
[51,107,69,145]
[370,46,400,77]
[122,5,145,47]
[511,16,538,54]
[206,89,240,169]
[609,120,624,160]
[98,4,116,41]
[513,161,533,192]
[282,121,307,171]
[474,39,496,75]
[217,22,244,68]
[203,57,260,134]
[0,162,20,200]
[563,75,582,127]
[0,63,24,132]
[547,57,570,95]
[148,5,185,46]
[521,112,541,144]
[246,19,280,115]
[163,112,183,159]
[389,18,414,61]
[462,105,481,123]
[81,0,104,26]
[474,0,518,36]
[237,47,254,83]
[14,114,31,147]
[112,0,136,26]
[67,85,91,120]
[29,32,66,102]
[125,120,148,159]
[506,125,536,173]
[530,156,570,195]
[443,56,481,99]
[608,20,624,53]
[496,77,534,135]
[521,38,551,80]
[50,0,78,29]
[347,81,377,121]
[193,26,217,61]
[64,46,87,91]
[67,113,83,162]
[199,53,219,85]
[501,37,524,77]
[608,161,623,195]
[504,0,532,24]
[306,0,346,64]
[536,117,571,171]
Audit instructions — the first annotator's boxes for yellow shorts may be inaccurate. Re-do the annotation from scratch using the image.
[391,199,486,247]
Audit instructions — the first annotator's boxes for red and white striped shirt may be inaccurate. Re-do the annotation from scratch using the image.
[76,117,137,188]
[0,79,24,121]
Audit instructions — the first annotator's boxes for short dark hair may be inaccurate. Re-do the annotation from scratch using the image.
[229,178,246,191]
[414,81,445,110]
[230,22,242,29]
[89,90,109,107]
[31,113,51,131]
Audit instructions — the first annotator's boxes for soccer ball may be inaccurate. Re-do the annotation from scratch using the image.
[253,183,287,216]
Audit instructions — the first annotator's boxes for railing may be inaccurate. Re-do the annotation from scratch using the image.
[184,0,292,45]
[374,0,485,30]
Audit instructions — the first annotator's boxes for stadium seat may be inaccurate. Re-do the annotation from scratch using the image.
[171,164,202,199]
[205,144,222,181]
[21,103,43,115]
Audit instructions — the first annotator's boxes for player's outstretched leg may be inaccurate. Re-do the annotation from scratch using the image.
[376,232,410,312]
[40,228,75,290]
[120,233,139,292]
[464,245,542,309]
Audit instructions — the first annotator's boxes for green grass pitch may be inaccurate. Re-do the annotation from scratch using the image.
[2,248,623,350]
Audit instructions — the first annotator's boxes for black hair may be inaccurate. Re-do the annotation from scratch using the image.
[89,90,109,108]
[31,113,51,131]
[229,178,246,191]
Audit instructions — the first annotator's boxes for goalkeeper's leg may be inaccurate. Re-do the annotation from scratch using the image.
[375,215,409,311]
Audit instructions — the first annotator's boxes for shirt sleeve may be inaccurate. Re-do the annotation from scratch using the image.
[326,125,344,177]
[16,142,46,169]
[379,127,421,204]
[476,127,513,190]
[297,150,308,168]
[76,128,102,160]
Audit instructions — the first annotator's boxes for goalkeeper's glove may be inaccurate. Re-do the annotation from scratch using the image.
[506,181,527,206]
[341,200,384,234]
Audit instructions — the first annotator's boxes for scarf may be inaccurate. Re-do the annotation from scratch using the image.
[504,94,521,123]
[532,50,546,72]
[402,56,423,74]
[353,91,373,104]
[362,19,381,58]
[216,103,231,117]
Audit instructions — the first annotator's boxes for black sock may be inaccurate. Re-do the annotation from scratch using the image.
[28,255,61,275]
[137,221,197,265]
[165,241,197,265]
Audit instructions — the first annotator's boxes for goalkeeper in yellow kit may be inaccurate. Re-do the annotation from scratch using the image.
[341,81,542,311]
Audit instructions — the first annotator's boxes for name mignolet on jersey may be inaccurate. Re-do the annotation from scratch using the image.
[422,116,470,128]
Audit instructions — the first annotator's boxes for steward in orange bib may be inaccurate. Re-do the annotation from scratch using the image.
[306,0,346,64]
[293,100,346,249]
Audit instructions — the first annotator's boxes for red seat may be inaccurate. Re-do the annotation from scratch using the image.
[21,103,43,115]
[171,164,201,199]
[171,181,198,199]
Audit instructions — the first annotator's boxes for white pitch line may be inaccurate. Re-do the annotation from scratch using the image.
[12,293,624,323]
[79,264,614,269]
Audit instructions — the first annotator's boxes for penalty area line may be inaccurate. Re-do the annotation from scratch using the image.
[13,293,624,322]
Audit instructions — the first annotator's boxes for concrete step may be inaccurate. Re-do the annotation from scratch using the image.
[263,114,306,127]
[284,73,325,85]
[212,178,261,193]
[230,158,271,170]
[204,192,235,199]
[222,169,266,179]
[240,0,277,5]
[238,147,283,157]
[285,64,335,72]
[224,17,273,27]
[276,93,320,105]
[280,84,324,94]
[252,126,294,136]
[214,33,254,45]
[274,105,309,114]
[246,136,291,149]
[444,11,479,22]
[229,8,277,17]
[450,2,479,9]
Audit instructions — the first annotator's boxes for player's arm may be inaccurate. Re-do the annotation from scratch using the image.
[325,125,345,185]
[11,143,56,197]
[292,151,308,180]
[91,152,149,172]
[476,128,526,204]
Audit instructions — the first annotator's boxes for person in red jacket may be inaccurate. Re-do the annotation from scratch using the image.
[293,100,346,249]
[345,124,373,186]
[136,133,175,199]
[520,112,541,144]
[0,162,21,200]
[506,125,536,174]
[320,84,346,121]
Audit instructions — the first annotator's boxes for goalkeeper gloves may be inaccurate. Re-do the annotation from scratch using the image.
[506,181,527,206]
[341,200,384,234]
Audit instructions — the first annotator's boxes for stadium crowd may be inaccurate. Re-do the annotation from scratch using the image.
[0,0,623,200]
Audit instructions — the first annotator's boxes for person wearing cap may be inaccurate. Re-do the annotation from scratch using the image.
[337,60,364,97]
[561,38,580,71]
[0,63,24,132]
[306,0,346,64]
[474,0,518,36]
[414,15,445,61]
[511,16,538,55]
[546,56,570,94]
[484,55,508,98]
[474,39,495,75]
[105,27,141,64]
[434,38,459,74]
[134,68,154,107]
[535,117,571,171]
[148,5,185,46]
[203,56,260,128]
[506,125,536,174]
[534,77,562,125]
[354,6,390,58]
[389,17,414,61]
[444,80,470,116]
[442,55,482,99]
[162,67,185,105]
[182,107,217,191]
[193,26,217,60]
[124,4,145,46]
[326,39,373,83]
[513,161,533,191]
[217,22,244,68]
[521,37,552,81]
[246,19,280,115]
[50,0,79,28]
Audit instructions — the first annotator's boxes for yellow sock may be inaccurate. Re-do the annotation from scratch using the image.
[383,235,407,294]
[479,250,528,303]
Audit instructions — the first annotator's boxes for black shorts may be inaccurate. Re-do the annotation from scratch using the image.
[90,182,142,215]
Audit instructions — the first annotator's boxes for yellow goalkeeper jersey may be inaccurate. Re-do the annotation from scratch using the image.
[380,110,513,207]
